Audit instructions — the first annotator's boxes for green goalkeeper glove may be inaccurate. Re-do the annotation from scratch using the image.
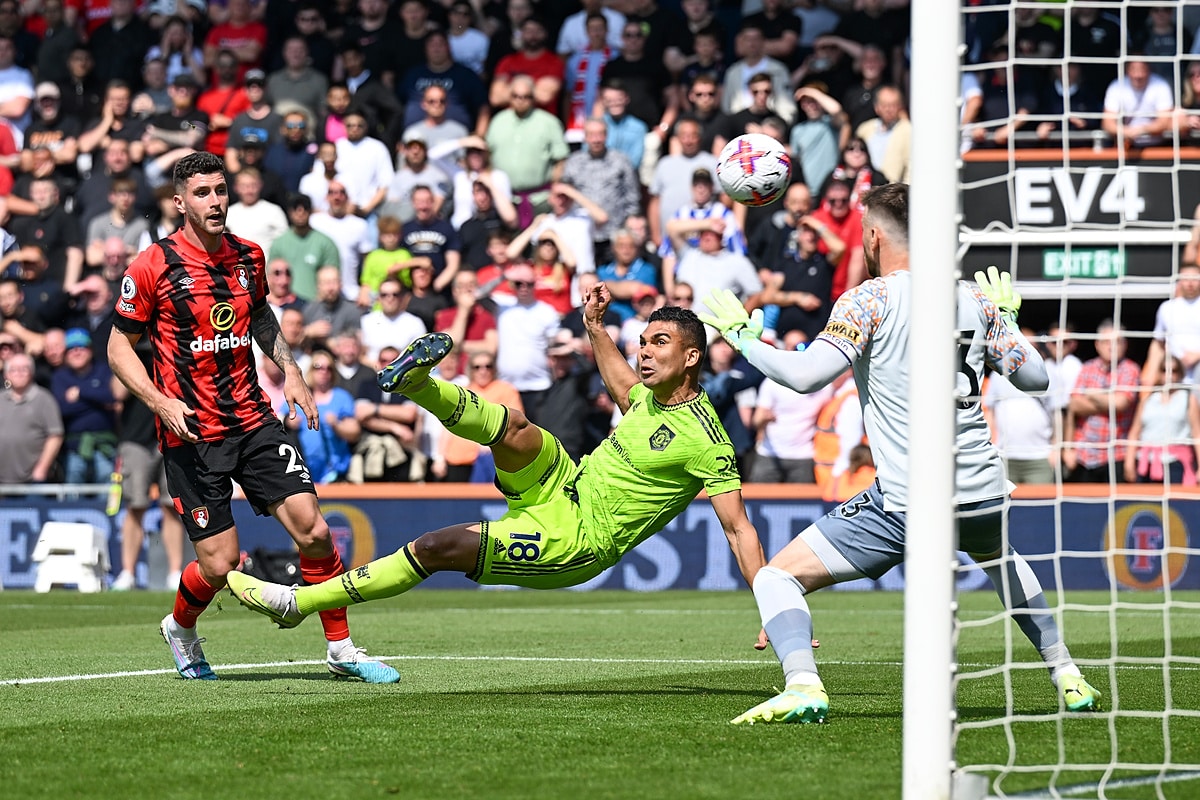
[974,265,1021,325]
[696,289,764,353]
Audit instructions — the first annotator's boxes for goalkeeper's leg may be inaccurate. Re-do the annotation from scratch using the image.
[968,537,1100,711]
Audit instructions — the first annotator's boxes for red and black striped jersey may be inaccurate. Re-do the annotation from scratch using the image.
[112,231,275,449]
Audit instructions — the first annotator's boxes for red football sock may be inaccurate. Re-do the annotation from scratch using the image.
[301,551,350,642]
[172,561,218,629]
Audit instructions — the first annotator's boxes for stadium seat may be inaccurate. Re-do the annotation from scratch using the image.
[31,522,110,593]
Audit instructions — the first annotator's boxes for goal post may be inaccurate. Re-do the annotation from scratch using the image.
[904,1,963,798]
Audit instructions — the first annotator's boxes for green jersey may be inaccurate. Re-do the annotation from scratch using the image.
[576,383,741,566]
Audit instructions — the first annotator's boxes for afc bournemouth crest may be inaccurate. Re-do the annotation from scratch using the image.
[236,266,249,290]
[649,423,676,452]
[192,506,210,529]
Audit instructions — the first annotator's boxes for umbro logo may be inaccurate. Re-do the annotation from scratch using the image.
[178,277,196,288]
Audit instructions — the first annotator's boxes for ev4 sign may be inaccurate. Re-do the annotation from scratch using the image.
[1014,167,1146,224]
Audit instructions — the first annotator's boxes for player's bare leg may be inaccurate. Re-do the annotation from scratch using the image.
[160,526,240,680]
[269,491,399,683]
[734,535,835,725]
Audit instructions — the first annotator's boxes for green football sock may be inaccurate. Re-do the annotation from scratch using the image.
[408,378,509,446]
[296,543,431,614]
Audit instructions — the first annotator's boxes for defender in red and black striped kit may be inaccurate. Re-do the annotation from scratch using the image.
[108,152,398,684]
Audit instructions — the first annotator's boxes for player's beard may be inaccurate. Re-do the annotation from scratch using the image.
[188,206,227,237]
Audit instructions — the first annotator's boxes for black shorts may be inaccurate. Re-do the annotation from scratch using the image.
[164,418,316,541]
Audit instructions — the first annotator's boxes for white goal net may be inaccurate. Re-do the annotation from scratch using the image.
[940,2,1200,799]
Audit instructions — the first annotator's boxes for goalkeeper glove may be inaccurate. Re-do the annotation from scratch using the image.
[974,265,1021,325]
[696,288,764,353]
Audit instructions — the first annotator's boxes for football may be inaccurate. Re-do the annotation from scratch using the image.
[715,133,792,207]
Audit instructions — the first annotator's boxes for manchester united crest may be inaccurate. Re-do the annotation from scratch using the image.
[236,266,249,290]
[192,507,210,529]
[649,424,676,452]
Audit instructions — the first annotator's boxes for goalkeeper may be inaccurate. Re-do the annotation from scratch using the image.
[701,182,1100,725]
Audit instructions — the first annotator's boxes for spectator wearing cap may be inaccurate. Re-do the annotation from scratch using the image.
[143,15,206,89]
[381,130,452,224]
[196,49,251,157]
[0,351,63,484]
[758,212,843,344]
[227,167,288,254]
[203,0,268,80]
[264,109,317,194]
[540,327,596,463]
[230,129,288,207]
[266,35,328,116]
[269,192,341,302]
[52,326,118,485]
[561,118,639,264]
[495,262,562,426]
[660,168,746,285]
[21,82,79,175]
[225,68,281,173]
[88,0,153,89]
[142,72,208,157]
[0,34,34,140]
[618,286,661,360]
[339,40,400,139]
[399,84,468,161]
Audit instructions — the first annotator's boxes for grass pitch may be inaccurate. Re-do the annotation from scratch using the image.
[1,589,1197,799]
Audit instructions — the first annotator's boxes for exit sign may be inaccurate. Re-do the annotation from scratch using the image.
[1042,248,1126,279]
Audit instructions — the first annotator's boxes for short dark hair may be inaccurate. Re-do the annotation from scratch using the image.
[173,151,225,194]
[649,305,707,362]
[860,182,909,241]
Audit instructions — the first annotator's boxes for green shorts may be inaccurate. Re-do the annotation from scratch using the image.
[468,429,608,590]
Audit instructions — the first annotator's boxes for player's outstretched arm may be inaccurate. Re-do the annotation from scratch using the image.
[583,282,639,413]
[709,489,767,587]
[251,303,319,429]
[108,328,199,443]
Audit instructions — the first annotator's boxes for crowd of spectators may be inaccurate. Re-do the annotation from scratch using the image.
[1,0,1199,493]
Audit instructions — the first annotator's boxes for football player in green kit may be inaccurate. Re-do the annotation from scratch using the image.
[227,282,768,637]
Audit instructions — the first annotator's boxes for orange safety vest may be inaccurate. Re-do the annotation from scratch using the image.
[813,384,862,492]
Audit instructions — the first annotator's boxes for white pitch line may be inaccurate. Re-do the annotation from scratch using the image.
[1006,769,1200,798]
[5,655,1200,687]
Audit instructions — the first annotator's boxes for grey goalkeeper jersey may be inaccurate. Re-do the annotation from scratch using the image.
[742,270,1046,511]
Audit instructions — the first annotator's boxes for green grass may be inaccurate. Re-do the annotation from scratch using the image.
[1,590,1198,799]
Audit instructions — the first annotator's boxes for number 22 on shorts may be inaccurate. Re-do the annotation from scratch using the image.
[507,532,542,562]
